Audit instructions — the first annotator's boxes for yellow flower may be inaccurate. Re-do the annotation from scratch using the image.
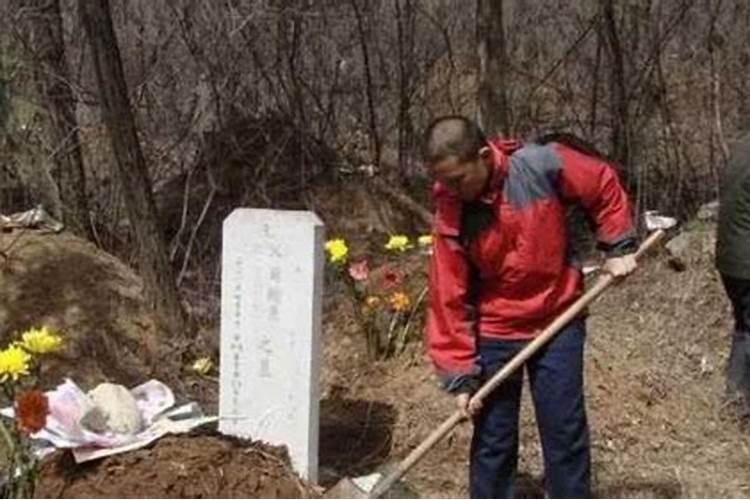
[389,292,411,312]
[191,357,213,376]
[364,296,382,309]
[384,235,412,252]
[417,234,433,247]
[325,238,349,264]
[0,346,31,382]
[19,326,63,354]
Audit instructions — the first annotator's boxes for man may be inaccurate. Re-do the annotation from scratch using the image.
[423,115,637,498]
[716,132,750,411]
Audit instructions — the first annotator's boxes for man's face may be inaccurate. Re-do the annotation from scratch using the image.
[432,148,492,201]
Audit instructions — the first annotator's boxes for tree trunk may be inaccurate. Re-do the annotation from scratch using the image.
[476,0,511,135]
[600,0,631,167]
[78,0,187,335]
[350,0,381,167]
[20,0,91,237]
[740,0,750,130]
[395,0,416,173]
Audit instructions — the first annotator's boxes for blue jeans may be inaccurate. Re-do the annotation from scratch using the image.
[470,320,591,499]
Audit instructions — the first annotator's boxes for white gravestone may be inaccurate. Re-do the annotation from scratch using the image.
[219,208,324,482]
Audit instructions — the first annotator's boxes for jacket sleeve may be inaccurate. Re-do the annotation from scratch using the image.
[553,143,637,256]
[425,187,481,394]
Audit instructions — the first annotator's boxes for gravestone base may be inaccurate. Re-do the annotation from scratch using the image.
[219,209,324,483]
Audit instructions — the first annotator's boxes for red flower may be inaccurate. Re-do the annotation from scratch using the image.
[16,390,49,435]
[381,267,404,290]
[348,260,370,282]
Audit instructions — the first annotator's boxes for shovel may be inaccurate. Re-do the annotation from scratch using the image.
[326,219,673,499]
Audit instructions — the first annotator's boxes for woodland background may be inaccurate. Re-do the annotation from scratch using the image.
[0,0,747,333]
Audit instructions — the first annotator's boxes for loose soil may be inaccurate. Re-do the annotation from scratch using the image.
[34,432,316,498]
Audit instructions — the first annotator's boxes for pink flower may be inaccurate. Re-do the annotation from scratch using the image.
[348,260,369,281]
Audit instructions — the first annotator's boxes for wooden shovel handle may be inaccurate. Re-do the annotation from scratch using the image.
[368,229,665,498]
[472,228,664,403]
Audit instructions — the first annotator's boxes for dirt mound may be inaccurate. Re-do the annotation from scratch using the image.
[0,229,175,389]
[35,433,316,498]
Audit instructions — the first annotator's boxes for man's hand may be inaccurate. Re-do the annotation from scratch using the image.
[456,393,483,419]
[602,254,637,278]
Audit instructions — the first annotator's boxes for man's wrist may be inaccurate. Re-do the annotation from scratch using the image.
[445,374,481,394]
[601,237,638,258]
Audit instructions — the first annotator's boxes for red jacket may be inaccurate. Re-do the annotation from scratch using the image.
[426,137,635,392]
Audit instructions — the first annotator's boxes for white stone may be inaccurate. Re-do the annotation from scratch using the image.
[219,208,324,483]
[86,383,143,435]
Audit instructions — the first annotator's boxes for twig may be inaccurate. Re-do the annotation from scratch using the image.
[170,165,195,262]
[385,311,400,358]
[351,400,376,466]
[88,210,105,250]
[397,285,428,354]
[177,181,216,287]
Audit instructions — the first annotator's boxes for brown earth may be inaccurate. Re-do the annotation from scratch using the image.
[2,215,749,498]
[34,432,316,498]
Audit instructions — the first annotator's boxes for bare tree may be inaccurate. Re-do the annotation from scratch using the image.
[395,0,416,172]
[705,0,729,163]
[77,0,187,335]
[2,0,744,308]
[600,0,631,167]
[477,0,511,135]
[11,0,91,236]
[350,0,382,166]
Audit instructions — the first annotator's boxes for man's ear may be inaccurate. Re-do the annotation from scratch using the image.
[478,146,492,163]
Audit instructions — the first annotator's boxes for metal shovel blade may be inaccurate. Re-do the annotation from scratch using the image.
[325,468,419,499]
[325,473,381,499]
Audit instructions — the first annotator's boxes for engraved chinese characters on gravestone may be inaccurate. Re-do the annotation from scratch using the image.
[219,209,324,482]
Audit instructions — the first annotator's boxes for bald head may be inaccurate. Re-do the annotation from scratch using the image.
[422,115,487,165]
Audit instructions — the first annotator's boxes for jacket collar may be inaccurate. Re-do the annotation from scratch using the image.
[479,138,521,204]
